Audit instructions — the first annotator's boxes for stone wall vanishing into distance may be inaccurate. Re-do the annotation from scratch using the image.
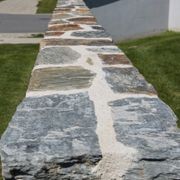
[1,0,180,179]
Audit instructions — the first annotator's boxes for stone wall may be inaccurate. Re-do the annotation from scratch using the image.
[1,0,180,179]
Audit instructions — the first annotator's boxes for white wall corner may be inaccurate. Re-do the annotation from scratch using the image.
[168,0,180,31]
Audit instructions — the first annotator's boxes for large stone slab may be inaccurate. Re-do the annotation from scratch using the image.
[0,93,102,179]
[28,66,96,91]
[41,39,113,47]
[98,54,131,65]
[36,47,81,65]
[109,97,180,179]
[71,31,109,38]
[103,67,156,94]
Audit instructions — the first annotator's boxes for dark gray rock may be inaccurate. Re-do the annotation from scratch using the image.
[87,46,121,53]
[0,93,102,179]
[109,97,180,179]
[71,31,109,38]
[28,66,96,91]
[103,67,156,94]
[36,47,81,65]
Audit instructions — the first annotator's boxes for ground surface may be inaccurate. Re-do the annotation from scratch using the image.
[0,14,50,33]
[0,0,38,14]
[0,44,39,135]
[118,32,180,127]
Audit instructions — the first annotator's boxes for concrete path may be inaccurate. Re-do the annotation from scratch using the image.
[0,0,38,14]
[0,14,51,33]
[0,33,42,44]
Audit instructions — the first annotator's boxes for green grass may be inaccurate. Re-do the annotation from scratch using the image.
[118,31,180,127]
[0,44,39,179]
[37,0,57,14]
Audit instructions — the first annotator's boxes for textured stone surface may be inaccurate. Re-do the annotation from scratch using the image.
[48,24,82,31]
[71,31,109,38]
[1,93,102,179]
[45,31,64,37]
[103,67,156,94]
[109,97,180,179]
[68,17,97,25]
[98,54,131,65]
[87,46,121,53]
[36,47,81,65]
[41,39,113,47]
[28,67,96,91]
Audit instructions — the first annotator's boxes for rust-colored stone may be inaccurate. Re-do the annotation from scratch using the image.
[45,31,65,37]
[41,39,113,48]
[53,8,72,13]
[48,24,82,31]
[98,54,131,65]
[68,17,97,25]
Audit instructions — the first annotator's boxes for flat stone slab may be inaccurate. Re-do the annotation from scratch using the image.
[36,47,81,65]
[1,93,102,179]
[103,67,156,94]
[68,17,97,25]
[41,39,113,47]
[28,66,96,91]
[109,97,180,179]
[87,46,121,53]
[71,31,109,38]
[98,54,131,65]
[48,24,82,31]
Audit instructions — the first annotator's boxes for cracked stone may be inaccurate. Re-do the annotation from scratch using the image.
[98,54,131,65]
[28,66,96,91]
[87,46,121,53]
[103,67,156,94]
[109,97,180,179]
[36,47,81,65]
[0,93,102,179]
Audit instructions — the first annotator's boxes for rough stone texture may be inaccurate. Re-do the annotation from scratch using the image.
[48,24,82,31]
[98,54,131,65]
[103,67,156,94]
[71,31,109,38]
[109,97,180,179]
[45,31,64,37]
[36,47,81,65]
[87,46,121,53]
[1,93,102,179]
[41,39,113,48]
[68,17,97,25]
[1,0,180,179]
[28,67,96,91]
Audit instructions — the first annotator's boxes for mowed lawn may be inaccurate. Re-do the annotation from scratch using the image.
[0,44,39,179]
[118,32,180,127]
[37,0,58,13]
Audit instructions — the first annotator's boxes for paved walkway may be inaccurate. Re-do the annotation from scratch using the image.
[0,0,38,14]
[0,33,42,44]
[0,14,51,33]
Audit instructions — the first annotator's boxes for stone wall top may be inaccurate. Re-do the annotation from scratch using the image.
[1,0,180,179]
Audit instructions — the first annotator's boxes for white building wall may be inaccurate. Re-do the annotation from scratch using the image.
[169,0,180,31]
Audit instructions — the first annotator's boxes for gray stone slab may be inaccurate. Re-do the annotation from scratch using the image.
[109,97,180,179]
[103,67,156,94]
[71,31,109,38]
[28,66,96,91]
[36,47,81,65]
[0,93,102,179]
[87,46,121,53]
